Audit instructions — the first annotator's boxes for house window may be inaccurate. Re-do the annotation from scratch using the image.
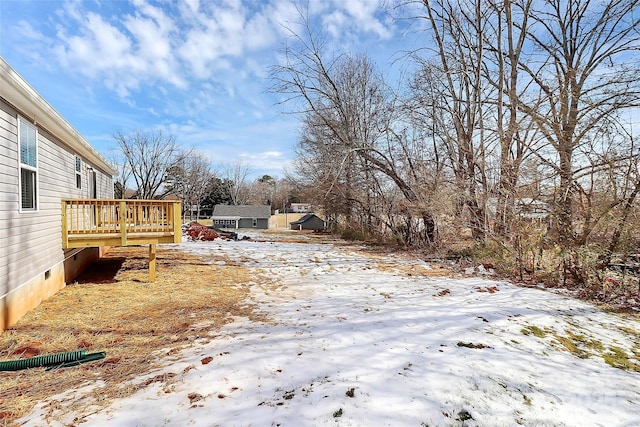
[75,156,82,189]
[19,118,38,211]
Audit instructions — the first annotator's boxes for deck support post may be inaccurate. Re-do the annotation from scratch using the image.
[61,200,69,249]
[119,200,128,246]
[149,243,156,282]
[172,203,182,243]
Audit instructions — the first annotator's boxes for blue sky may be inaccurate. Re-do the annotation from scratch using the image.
[0,0,419,179]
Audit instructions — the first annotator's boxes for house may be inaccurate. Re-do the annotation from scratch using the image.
[515,198,551,220]
[1,58,182,333]
[290,213,326,231]
[485,196,551,225]
[290,203,312,213]
[212,205,271,229]
[0,57,117,331]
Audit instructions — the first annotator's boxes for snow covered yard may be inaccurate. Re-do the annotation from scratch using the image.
[24,231,640,426]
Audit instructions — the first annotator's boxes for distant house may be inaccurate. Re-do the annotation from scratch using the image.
[192,204,213,218]
[486,196,551,224]
[123,188,138,199]
[212,205,271,229]
[290,213,326,231]
[1,57,116,331]
[516,198,551,220]
[290,203,312,213]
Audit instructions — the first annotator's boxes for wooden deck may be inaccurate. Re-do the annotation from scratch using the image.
[62,199,182,248]
[62,199,182,281]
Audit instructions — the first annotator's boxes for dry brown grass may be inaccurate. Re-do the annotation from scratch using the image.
[347,246,452,277]
[0,245,262,426]
[374,261,451,277]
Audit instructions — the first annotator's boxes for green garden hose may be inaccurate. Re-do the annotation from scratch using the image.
[0,350,106,371]
[46,351,106,370]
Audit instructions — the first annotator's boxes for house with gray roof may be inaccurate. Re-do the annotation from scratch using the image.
[290,213,326,231]
[212,205,271,229]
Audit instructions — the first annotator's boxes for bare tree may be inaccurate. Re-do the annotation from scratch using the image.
[246,175,277,205]
[416,0,493,240]
[482,0,535,236]
[412,0,640,251]
[270,177,294,212]
[109,153,132,199]
[223,160,252,205]
[113,129,185,199]
[166,151,214,220]
[271,9,436,243]
[517,0,640,248]
[293,111,360,225]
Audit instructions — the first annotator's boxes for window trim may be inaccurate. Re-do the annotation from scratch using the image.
[18,117,39,213]
[75,156,82,190]
[88,167,97,198]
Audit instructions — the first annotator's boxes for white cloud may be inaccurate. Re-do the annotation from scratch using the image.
[245,11,277,50]
[237,150,292,175]
[13,20,48,43]
[340,0,393,39]
[323,11,348,39]
[184,0,200,14]
[320,0,393,42]
[17,0,396,101]
[178,1,248,79]
[54,11,138,97]
[10,20,57,66]
[123,1,185,88]
[51,0,187,98]
[177,0,283,81]
[6,0,399,166]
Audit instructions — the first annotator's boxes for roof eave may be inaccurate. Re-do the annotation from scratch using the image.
[0,57,117,176]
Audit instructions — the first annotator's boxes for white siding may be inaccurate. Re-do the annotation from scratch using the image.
[0,112,18,196]
[0,98,113,300]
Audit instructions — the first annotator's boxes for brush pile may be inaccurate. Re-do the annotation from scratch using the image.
[183,222,220,241]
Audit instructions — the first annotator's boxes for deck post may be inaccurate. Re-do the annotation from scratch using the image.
[119,200,127,246]
[173,202,182,243]
[61,200,69,249]
[149,243,156,282]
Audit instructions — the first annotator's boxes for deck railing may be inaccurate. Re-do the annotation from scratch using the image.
[62,199,182,249]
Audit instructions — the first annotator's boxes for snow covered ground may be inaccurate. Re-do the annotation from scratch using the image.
[24,231,640,426]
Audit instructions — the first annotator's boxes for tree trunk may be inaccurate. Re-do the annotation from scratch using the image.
[557,143,575,246]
